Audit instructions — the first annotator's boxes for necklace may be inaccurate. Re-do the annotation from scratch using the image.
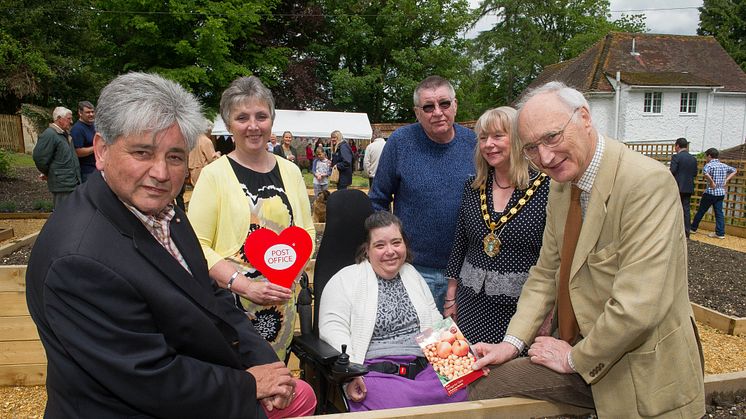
[493,176,512,189]
[480,172,548,257]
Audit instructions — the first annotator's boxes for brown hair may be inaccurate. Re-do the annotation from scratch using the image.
[355,212,414,264]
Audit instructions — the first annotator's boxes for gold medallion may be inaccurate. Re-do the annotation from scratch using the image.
[483,232,501,257]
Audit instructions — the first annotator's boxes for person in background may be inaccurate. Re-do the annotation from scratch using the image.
[368,75,476,313]
[71,101,96,182]
[690,148,737,239]
[274,131,297,164]
[26,72,315,418]
[445,107,549,345]
[268,133,278,152]
[670,137,698,238]
[188,76,314,361]
[349,139,358,171]
[319,212,467,411]
[188,128,221,186]
[363,134,386,188]
[331,130,353,190]
[312,147,332,197]
[467,81,704,418]
[32,106,81,209]
[305,140,314,172]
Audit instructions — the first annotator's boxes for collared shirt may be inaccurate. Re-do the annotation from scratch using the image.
[703,159,736,196]
[501,133,606,364]
[123,201,192,274]
[574,132,605,218]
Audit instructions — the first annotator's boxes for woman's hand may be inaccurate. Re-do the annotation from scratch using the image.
[243,281,293,305]
[346,377,367,402]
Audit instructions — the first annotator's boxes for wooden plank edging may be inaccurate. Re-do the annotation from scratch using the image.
[691,302,746,336]
[0,232,38,258]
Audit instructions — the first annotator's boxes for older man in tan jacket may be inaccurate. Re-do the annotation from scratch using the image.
[468,82,705,418]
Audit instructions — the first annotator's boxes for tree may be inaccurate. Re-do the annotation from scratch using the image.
[310,0,473,122]
[698,0,746,71]
[93,0,289,113]
[469,0,645,105]
[0,1,108,114]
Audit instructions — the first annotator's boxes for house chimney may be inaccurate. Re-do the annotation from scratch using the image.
[630,37,640,56]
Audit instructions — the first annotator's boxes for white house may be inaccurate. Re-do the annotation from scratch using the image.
[528,33,746,153]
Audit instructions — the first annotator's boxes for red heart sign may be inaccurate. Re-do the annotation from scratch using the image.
[244,226,313,289]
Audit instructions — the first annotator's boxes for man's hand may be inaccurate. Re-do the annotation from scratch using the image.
[527,336,574,373]
[247,362,295,400]
[346,377,367,402]
[471,342,518,371]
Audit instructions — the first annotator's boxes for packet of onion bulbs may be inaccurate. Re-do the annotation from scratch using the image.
[415,316,485,395]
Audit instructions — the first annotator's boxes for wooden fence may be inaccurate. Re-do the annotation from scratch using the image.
[0,114,24,152]
[627,143,746,236]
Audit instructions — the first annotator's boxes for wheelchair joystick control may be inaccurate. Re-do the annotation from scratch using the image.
[331,344,368,382]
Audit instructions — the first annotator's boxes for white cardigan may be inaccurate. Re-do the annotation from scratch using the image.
[319,260,442,364]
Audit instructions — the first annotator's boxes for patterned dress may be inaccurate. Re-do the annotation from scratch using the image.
[445,169,549,345]
[227,158,297,360]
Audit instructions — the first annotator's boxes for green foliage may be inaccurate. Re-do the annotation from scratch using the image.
[94,0,288,113]
[0,1,108,113]
[0,148,13,179]
[0,201,17,212]
[469,0,646,104]
[20,104,51,134]
[312,0,473,122]
[698,0,746,71]
[32,199,54,212]
[7,151,36,168]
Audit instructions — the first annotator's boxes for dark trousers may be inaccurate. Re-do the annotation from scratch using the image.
[680,192,692,237]
[468,357,594,410]
[692,193,725,236]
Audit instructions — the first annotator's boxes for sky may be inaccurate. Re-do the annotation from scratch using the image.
[467,0,704,38]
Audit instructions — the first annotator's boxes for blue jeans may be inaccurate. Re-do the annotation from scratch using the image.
[412,264,447,314]
[691,193,725,236]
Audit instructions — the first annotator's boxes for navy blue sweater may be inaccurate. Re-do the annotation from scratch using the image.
[369,123,476,269]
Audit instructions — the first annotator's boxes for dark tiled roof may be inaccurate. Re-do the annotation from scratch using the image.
[527,32,746,93]
[719,143,746,160]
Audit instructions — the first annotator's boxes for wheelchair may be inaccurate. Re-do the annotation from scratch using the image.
[291,189,373,413]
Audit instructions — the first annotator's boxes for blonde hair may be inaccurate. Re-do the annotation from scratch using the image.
[331,130,344,152]
[471,106,530,190]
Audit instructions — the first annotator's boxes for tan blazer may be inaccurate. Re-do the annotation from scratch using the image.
[507,137,705,418]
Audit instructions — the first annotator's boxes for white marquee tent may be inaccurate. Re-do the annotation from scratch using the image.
[212,109,372,140]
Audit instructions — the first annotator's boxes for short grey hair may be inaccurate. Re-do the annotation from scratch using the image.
[516,81,590,116]
[52,107,72,121]
[413,76,455,107]
[95,72,205,150]
[220,76,275,130]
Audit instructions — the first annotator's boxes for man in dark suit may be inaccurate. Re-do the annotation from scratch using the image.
[670,137,698,238]
[26,72,315,418]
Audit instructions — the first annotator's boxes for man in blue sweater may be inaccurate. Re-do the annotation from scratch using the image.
[71,101,97,182]
[369,76,476,313]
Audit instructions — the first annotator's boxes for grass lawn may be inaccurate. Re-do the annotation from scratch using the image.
[8,152,36,168]
[302,171,369,189]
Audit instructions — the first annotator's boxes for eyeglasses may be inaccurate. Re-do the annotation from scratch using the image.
[417,100,453,113]
[522,108,579,160]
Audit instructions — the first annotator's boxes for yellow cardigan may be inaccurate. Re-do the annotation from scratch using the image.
[187,154,315,269]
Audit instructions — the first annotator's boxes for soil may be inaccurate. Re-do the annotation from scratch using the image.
[0,167,53,212]
[687,241,746,318]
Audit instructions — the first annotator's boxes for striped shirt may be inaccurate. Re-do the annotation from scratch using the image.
[575,133,605,218]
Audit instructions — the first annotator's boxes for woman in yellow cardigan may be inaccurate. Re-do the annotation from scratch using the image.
[188,76,314,360]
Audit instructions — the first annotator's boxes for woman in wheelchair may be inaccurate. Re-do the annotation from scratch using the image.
[319,212,468,411]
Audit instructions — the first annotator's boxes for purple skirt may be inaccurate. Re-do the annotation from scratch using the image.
[347,355,468,412]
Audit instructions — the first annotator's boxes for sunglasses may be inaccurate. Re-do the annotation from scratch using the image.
[418,100,453,113]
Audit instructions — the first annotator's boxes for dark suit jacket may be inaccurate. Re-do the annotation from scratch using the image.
[670,149,698,194]
[331,141,353,188]
[26,172,278,418]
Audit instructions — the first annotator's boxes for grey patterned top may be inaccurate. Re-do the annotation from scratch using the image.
[365,273,423,359]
